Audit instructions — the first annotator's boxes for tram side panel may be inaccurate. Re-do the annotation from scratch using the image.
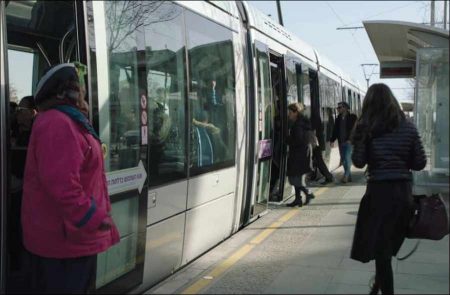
[126,2,241,292]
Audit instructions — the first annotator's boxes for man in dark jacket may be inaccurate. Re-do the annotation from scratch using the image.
[330,101,357,183]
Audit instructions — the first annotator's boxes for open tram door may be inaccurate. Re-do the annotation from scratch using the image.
[0,1,8,292]
[269,51,291,203]
[0,1,148,293]
[248,41,273,219]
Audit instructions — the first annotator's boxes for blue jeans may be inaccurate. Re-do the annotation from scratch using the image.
[339,142,352,178]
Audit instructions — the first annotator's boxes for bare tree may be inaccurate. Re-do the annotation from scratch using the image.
[105,1,181,53]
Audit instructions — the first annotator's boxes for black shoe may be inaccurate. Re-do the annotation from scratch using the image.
[369,282,379,294]
[320,178,333,185]
[304,193,315,205]
[287,199,303,207]
[369,276,379,295]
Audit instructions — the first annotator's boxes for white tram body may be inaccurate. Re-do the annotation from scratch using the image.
[0,1,366,293]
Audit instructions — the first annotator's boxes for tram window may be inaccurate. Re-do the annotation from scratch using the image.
[186,11,236,174]
[103,1,141,171]
[7,49,35,104]
[143,2,186,186]
[297,66,311,117]
[285,60,298,104]
[347,89,352,107]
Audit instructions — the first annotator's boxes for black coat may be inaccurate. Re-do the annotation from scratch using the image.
[330,113,357,144]
[286,115,313,176]
[350,120,427,262]
[352,120,427,181]
[351,181,413,262]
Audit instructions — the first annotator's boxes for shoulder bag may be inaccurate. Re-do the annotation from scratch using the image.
[397,193,449,260]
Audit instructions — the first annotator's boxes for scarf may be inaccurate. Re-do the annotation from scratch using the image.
[54,105,101,142]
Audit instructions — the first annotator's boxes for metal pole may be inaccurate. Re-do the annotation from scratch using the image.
[444,0,448,29]
[276,0,284,26]
[431,0,435,27]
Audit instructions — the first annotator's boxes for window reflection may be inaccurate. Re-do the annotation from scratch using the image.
[186,11,236,173]
[105,1,141,171]
[144,2,186,186]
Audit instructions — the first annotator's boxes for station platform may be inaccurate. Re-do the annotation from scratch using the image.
[144,169,449,294]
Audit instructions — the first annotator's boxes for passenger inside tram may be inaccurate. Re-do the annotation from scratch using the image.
[149,87,172,177]
[191,104,228,168]
[12,96,37,147]
[8,96,37,292]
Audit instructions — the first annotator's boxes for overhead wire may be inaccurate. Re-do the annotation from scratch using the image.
[325,1,368,61]
[343,1,424,27]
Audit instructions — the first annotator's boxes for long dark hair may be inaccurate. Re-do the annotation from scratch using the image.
[352,83,405,143]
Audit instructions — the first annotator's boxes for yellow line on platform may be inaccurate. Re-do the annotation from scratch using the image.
[181,187,329,294]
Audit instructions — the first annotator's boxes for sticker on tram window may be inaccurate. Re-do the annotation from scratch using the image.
[258,139,272,159]
[140,94,147,109]
[106,160,147,195]
[141,126,148,145]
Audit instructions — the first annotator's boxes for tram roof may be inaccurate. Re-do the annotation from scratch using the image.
[363,20,449,78]
[244,3,318,65]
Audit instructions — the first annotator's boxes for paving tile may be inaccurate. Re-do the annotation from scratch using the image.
[396,287,441,294]
[395,273,449,293]
[397,250,450,264]
[264,265,333,294]
[339,257,376,272]
[397,261,449,277]
[205,264,285,293]
[325,282,372,294]
[148,278,190,294]
[330,269,375,286]
[203,287,259,294]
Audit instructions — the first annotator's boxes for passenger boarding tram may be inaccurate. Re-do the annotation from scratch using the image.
[0,1,365,293]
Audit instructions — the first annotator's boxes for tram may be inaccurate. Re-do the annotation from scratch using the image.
[0,1,365,293]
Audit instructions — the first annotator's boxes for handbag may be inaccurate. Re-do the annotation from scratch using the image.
[398,193,449,260]
[407,193,449,240]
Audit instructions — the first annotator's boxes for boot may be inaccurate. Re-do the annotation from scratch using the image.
[320,177,334,185]
[304,193,315,205]
[369,282,379,294]
[369,276,379,295]
[287,197,303,207]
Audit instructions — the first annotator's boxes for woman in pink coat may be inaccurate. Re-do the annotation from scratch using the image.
[21,63,119,293]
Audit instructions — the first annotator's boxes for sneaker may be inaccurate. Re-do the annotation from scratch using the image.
[340,176,348,183]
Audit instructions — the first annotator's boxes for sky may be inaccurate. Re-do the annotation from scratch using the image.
[247,0,449,102]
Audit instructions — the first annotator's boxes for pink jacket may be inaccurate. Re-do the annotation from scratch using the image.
[22,109,120,258]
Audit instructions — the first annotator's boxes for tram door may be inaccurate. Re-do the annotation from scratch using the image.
[251,42,272,217]
[269,52,289,202]
[0,2,7,292]
[2,1,147,292]
[1,1,82,292]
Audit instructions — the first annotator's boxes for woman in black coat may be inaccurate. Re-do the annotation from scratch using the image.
[286,102,315,207]
[350,84,426,294]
